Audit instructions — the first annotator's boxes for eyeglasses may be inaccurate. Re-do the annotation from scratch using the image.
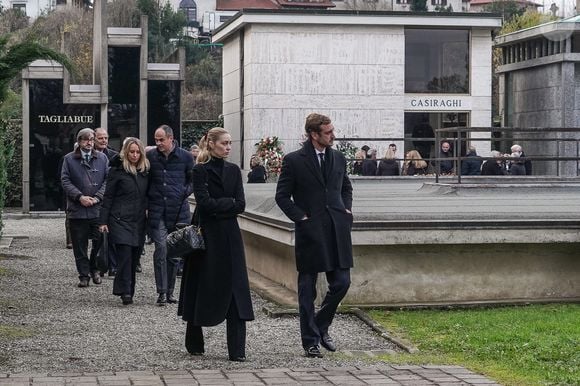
[80,138,95,142]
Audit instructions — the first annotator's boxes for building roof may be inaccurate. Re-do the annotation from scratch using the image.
[217,0,279,10]
[495,15,579,45]
[216,0,335,10]
[212,9,503,42]
[470,0,541,5]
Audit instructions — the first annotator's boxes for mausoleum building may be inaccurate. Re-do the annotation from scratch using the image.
[212,9,502,168]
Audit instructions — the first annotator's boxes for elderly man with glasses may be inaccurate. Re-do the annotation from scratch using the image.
[61,128,109,288]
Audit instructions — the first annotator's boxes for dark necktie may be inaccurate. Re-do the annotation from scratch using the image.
[318,153,326,182]
[85,154,91,163]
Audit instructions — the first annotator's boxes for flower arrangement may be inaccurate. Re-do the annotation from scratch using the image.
[255,136,284,178]
[335,141,358,175]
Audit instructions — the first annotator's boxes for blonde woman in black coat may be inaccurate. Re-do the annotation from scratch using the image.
[99,138,149,306]
[178,127,254,362]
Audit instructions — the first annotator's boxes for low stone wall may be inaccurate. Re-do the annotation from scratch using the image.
[212,178,580,306]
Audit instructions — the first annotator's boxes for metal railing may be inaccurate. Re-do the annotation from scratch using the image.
[335,127,580,183]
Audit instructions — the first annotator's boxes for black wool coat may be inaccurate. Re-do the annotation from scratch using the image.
[99,156,149,246]
[178,158,254,326]
[275,141,354,273]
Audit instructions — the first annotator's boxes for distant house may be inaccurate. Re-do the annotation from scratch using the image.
[0,0,86,20]
[468,0,541,13]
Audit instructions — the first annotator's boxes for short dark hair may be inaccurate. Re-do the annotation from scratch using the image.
[304,113,331,137]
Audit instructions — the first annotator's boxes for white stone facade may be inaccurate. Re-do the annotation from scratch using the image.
[213,11,501,168]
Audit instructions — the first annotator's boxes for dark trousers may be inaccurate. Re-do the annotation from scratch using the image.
[112,244,140,296]
[185,298,246,359]
[108,243,118,273]
[69,218,102,279]
[150,221,179,295]
[298,268,351,349]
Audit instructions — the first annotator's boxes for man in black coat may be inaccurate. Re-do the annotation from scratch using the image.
[275,113,353,358]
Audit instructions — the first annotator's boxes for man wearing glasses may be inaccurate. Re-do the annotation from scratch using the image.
[61,128,109,288]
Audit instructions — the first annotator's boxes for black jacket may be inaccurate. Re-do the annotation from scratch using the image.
[362,159,378,176]
[99,156,148,246]
[247,165,267,183]
[178,158,254,326]
[481,160,505,176]
[461,154,482,176]
[275,141,353,273]
[377,160,400,176]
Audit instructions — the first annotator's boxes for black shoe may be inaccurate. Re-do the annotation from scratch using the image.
[156,294,167,306]
[135,264,142,273]
[229,356,246,362]
[108,270,116,277]
[176,268,183,277]
[167,294,177,304]
[320,333,336,352]
[66,243,73,249]
[91,272,102,285]
[121,295,133,305]
[77,278,89,288]
[304,345,324,358]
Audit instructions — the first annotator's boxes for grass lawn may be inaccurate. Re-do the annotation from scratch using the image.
[369,304,580,386]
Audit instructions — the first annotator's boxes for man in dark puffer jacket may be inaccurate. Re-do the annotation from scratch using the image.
[147,125,194,305]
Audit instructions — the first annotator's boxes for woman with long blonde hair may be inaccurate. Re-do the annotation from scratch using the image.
[402,150,429,176]
[178,127,254,361]
[99,137,149,305]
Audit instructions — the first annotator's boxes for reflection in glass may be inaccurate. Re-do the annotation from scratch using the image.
[29,79,100,211]
[405,29,470,94]
[147,80,181,146]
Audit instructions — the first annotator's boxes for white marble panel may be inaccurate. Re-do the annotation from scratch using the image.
[470,109,492,127]
[222,99,239,116]
[471,67,492,97]
[246,64,404,96]
[222,35,240,76]
[248,94,405,110]
[222,71,240,104]
[248,30,404,65]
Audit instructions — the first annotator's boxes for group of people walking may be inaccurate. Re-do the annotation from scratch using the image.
[60,113,354,362]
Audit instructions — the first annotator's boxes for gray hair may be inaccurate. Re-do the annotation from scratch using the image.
[76,128,95,141]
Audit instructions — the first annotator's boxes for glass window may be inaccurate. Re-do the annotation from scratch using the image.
[12,3,26,14]
[405,29,470,94]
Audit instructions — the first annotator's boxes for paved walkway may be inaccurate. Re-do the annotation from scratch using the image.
[0,215,500,386]
[0,366,500,385]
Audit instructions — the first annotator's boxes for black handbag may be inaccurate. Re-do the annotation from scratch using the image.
[166,223,205,257]
[95,232,109,273]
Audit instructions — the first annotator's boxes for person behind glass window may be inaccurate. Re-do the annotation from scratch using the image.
[178,127,254,362]
[99,138,149,305]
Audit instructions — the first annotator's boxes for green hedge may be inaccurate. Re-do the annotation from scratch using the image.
[0,118,19,235]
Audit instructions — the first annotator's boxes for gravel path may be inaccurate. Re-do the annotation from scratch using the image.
[0,217,400,374]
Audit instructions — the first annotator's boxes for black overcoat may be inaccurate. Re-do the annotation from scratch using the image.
[99,156,148,246]
[178,158,254,326]
[275,141,354,273]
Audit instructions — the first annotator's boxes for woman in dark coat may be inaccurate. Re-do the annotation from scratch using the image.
[402,150,429,176]
[377,147,400,176]
[178,127,254,362]
[99,138,149,305]
[247,154,267,183]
